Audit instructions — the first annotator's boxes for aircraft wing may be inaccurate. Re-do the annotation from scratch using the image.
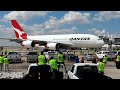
[54,41,73,47]
[30,39,74,47]
[0,38,24,43]
[0,38,74,47]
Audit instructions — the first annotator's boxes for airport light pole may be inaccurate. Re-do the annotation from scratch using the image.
[108,39,113,51]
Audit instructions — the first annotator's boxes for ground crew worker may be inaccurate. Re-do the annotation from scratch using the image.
[49,56,58,79]
[75,56,79,63]
[98,59,105,74]
[57,51,64,64]
[37,51,50,79]
[0,55,3,71]
[3,56,9,71]
[44,52,50,63]
[114,54,117,67]
[92,58,97,64]
[80,57,84,63]
[103,55,108,65]
[37,51,47,65]
[116,52,120,69]
[57,51,66,71]
[92,54,98,64]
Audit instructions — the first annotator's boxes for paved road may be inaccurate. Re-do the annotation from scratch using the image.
[0,60,120,79]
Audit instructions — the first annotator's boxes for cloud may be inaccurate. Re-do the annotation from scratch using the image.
[0,25,14,38]
[11,18,78,35]
[18,16,62,35]
[44,16,61,30]
[88,28,119,38]
[88,28,106,36]
[93,11,120,22]
[49,27,78,34]
[88,28,119,39]
[2,11,92,36]
[3,11,50,21]
[0,40,20,46]
[60,11,91,24]
[0,25,20,46]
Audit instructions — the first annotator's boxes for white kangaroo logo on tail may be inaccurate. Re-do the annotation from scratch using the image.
[13,27,25,39]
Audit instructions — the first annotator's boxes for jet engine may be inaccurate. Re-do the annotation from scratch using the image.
[21,41,60,50]
[45,43,59,50]
[21,40,47,47]
[21,40,32,46]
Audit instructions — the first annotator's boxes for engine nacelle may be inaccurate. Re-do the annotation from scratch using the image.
[21,41,59,50]
[46,43,59,50]
[22,40,42,47]
[21,40,32,46]
[31,41,35,47]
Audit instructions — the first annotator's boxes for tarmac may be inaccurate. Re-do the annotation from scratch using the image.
[0,57,120,79]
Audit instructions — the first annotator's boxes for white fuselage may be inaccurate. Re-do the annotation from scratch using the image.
[27,34,104,48]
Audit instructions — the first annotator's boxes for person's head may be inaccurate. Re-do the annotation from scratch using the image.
[74,55,76,58]
[105,55,107,57]
[50,56,53,59]
[82,57,84,60]
[40,51,44,55]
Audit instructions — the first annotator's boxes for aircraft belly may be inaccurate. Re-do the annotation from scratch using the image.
[73,41,95,48]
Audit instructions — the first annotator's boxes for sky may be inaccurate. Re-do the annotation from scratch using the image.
[0,11,120,46]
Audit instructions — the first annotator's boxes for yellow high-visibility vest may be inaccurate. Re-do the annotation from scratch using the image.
[38,55,46,65]
[57,54,64,63]
[116,55,120,62]
[49,59,58,70]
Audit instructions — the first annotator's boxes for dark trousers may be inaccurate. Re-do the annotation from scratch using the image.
[38,65,51,79]
[92,59,97,64]
[0,63,3,71]
[116,62,120,69]
[52,69,58,79]
[57,62,67,73]
[52,69,63,79]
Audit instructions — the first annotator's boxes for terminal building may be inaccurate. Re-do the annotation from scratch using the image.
[99,36,120,50]
[114,38,120,45]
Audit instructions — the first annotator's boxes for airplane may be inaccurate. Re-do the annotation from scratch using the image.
[0,20,105,50]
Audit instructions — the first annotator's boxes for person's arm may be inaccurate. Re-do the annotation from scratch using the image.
[114,55,117,62]
[63,54,65,59]
[45,56,47,63]
[36,59,38,63]
[36,56,39,64]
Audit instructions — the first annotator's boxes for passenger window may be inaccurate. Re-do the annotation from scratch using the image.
[71,65,75,72]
